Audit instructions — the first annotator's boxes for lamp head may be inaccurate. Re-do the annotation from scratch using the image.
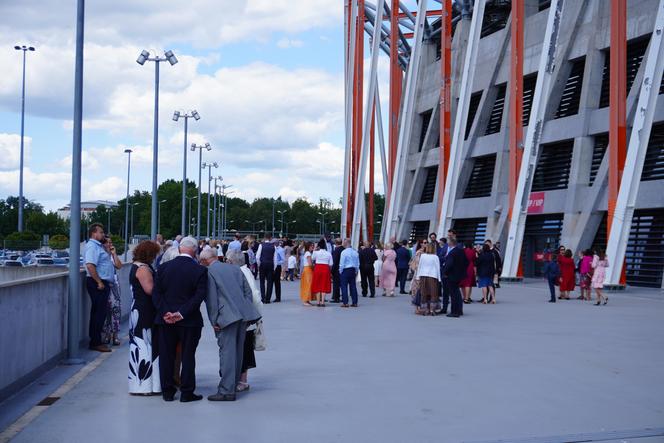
[124,148,132,154]
[172,110,180,121]
[190,143,196,151]
[205,143,211,151]
[14,46,21,50]
[212,162,218,168]
[136,49,149,65]
[191,110,200,121]
[28,46,35,51]
[164,50,178,66]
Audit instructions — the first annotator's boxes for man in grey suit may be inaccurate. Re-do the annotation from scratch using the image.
[200,248,261,401]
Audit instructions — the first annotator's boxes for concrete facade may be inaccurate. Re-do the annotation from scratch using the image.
[394,0,664,287]
[0,264,133,401]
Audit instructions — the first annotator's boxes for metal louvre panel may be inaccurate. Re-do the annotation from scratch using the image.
[452,218,488,247]
[465,91,483,140]
[480,1,510,38]
[531,140,574,191]
[590,133,608,185]
[626,209,664,287]
[418,109,433,152]
[463,154,497,198]
[642,123,664,181]
[591,212,608,253]
[523,214,564,237]
[419,167,438,203]
[485,84,506,135]
[554,57,585,119]
[599,36,650,108]
[410,221,430,242]
[522,74,538,126]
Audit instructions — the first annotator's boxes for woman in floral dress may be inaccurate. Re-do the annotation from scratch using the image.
[128,241,162,395]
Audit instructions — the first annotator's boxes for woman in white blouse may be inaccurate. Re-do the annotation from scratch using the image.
[310,239,333,306]
[414,242,441,315]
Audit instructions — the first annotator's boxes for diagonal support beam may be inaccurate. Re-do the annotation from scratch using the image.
[502,0,565,279]
[436,0,486,237]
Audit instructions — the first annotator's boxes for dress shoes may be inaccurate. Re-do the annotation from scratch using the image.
[90,345,112,353]
[446,313,460,318]
[208,392,236,402]
[180,393,203,403]
[162,394,175,402]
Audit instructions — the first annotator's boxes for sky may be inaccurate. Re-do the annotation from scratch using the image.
[0,0,360,212]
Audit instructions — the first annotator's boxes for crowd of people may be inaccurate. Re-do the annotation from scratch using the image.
[81,224,612,402]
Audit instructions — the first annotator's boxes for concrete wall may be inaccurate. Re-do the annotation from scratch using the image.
[0,264,133,401]
[0,266,69,283]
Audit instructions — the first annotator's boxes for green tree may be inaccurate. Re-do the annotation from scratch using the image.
[48,234,69,250]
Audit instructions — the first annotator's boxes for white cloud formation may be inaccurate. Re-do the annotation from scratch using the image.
[0,133,31,171]
[86,176,126,201]
[277,38,305,49]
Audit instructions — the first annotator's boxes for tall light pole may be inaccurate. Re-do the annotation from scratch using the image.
[123,148,132,261]
[14,44,35,232]
[286,219,297,236]
[318,211,325,236]
[172,110,200,235]
[65,0,83,364]
[211,176,221,238]
[158,199,167,234]
[277,210,287,237]
[202,161,218,238]
[220,184,233,238]
[186,195,197,235]
[130,202,139,238]
[136,49,178,240]
[191,143,211,238]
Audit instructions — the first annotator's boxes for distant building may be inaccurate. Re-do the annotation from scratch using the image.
[56,200,118,220]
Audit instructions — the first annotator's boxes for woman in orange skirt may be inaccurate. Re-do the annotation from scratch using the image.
[310,239,333,306]
[299,242,315,305]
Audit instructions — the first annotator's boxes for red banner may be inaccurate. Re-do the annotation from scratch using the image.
[527,191,545,214]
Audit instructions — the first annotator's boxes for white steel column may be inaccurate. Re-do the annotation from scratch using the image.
[501,0,565,278]
[351,0,386,248]
[435,0,486,238]
[375,84,390,240]
[605,0,664,286]
[341,0,358,239]
[383,0,428,241]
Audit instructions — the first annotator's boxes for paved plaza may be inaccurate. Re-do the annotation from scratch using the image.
[1,280,663,443]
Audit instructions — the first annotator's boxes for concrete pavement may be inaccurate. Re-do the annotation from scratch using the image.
[1,279,663,442]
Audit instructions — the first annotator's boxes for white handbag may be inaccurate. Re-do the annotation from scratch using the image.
[254,320,267,351]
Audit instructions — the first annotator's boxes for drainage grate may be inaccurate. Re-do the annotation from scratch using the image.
[37,396,60,406]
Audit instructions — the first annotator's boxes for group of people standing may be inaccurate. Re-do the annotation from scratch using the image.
[543,246,610,305]
[84,225,265,402]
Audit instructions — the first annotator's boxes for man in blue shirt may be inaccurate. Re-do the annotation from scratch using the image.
[84,223,114,352]
[228,233,242,252]
[339,239,360,307]
[273,241,285,302]
[395,240,411,294]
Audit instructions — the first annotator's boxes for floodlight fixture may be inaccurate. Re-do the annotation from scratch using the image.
[172,110,181,121]
[136,49,149,65]
[164,50,178,65]
[192,110,201,121]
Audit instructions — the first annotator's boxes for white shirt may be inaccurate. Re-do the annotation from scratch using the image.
[256,242,278,270]
[288,255,297,269]
[312,249,333,266]
[216,245,224,257]
[415,253,441,281]
[301,251,312,268]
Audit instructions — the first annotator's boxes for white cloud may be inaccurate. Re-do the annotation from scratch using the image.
[0,133,31,171]
[85,176,126,201]
[277,38,305,49]
[0,168,71,202]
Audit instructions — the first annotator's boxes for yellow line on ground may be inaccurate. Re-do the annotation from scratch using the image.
[0,351,113,443]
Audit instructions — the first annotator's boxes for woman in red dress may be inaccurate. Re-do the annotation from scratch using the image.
[558,249,576,299]
[459,244,477,303]
[310,239,333,306]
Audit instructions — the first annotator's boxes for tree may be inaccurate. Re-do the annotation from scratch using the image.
[49,234,69,250]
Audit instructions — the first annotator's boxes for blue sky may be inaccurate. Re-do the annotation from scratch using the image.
[0,0,352,212]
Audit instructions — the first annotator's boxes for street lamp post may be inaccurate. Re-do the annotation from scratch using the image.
[186,195,197,235]
[286,219,297,236]
[136,49,178,240]
[211,176,222,238]
[173,110,200,236]
[318,211,325,236]
[130,202,139,239]
[14,44,35,232]
[158,199,167,234]
[191,143,211,238]
[277,210,287,237]
[220,184,233,238]
[123,148,132,261]
[202,162,219,238]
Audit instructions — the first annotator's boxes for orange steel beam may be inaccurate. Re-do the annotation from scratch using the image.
[608,0,627,285]
[369,106,375,241]
[349,0,365,237]
[509,0,524,278]
[382,10,443,20]
[437,0,452,226]
[388,0,401,201]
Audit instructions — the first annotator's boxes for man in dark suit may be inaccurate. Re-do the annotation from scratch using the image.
[359,241,378,297]
[395,240,411,294]
[442,238,468,317]
[154,236,208,402]
[331,238,344,303]
[437,238,449,313]
[256,234,276,303]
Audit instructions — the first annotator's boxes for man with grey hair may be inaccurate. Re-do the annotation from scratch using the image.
[153,236,208,402]
[200,246,260,401]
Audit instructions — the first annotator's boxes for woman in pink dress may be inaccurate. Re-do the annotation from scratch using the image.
[591,251,609,305]
[380,243,397,297]
[459,245,477,303]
